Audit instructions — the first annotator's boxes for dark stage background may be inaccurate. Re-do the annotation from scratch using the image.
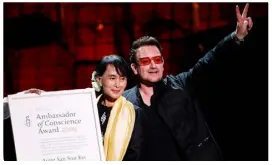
[3,2,268,160]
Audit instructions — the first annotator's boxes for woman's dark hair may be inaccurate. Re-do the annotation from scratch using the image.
[95,54,129,77]
[129,36,163,64]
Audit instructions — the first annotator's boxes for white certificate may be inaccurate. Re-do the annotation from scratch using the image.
[8,88,105,161]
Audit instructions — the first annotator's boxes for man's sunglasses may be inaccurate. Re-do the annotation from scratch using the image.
[137,56,164,66]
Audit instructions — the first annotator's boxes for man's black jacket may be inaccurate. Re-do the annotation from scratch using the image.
[123,32,242,160]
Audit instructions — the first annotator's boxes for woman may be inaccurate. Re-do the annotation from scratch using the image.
[92,54,141,161]
[4,55,142,161]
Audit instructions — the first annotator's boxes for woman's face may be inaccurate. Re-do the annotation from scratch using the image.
[98,64,127,103]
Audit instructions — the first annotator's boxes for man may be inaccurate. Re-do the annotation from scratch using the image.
[123,3,253,160]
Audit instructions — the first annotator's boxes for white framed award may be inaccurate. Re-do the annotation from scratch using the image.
[7,88,105,161]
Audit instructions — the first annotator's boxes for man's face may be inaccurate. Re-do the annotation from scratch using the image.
[131,45,164,84]
[98,64,127,102]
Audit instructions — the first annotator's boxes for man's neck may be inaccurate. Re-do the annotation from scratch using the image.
[139,83,154,106]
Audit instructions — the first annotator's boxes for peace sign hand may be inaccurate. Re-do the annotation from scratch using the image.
[235,3,253,40]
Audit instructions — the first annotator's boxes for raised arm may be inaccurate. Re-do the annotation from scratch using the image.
[172,3,253,93]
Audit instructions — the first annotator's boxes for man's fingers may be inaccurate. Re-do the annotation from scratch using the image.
[236,5,242,22]
[247,17,253,30]
[242,20,249,30]
[24,88,42,95]
[242,3,249,18]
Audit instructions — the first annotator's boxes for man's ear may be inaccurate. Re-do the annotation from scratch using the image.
[131,63,138,75]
